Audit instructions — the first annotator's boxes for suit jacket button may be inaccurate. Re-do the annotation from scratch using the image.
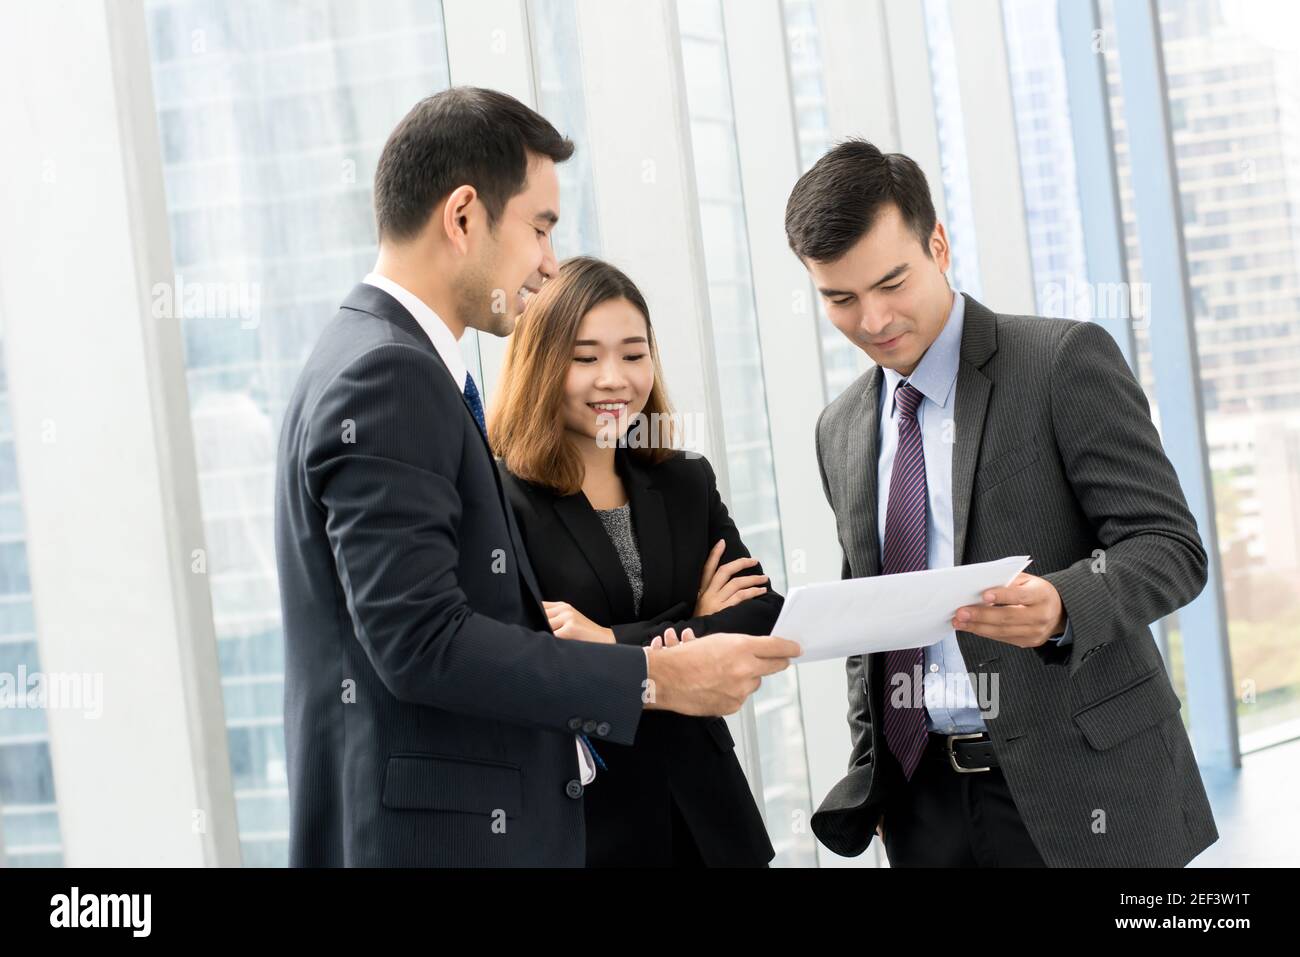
[595,721,611,736]
[582,719,597,734]
[565,779,583,799]
[567,717,582,731]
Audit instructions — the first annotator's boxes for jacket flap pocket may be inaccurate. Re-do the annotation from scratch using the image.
[381,753,522,817]
[1072,669,1181,751]
[704,716,735,751]
[976,441,1040,494]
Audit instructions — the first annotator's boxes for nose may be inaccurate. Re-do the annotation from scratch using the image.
[594,357,628,389]
[859,300,892,338]
[539,232,559,282]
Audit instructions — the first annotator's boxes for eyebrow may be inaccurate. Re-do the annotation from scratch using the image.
[535,210,559,227]
[817,262,909,298]
[573,337,649,346]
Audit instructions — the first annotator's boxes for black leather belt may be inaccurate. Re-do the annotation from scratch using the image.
[927,731,998,773]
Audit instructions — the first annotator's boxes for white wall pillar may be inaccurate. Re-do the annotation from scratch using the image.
[883,0,950,224]
[819,0,899,148]
[0,0,238,866]
[948,0,1037,313]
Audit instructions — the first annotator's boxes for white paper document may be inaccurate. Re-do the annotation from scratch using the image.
[773,555,1033,663]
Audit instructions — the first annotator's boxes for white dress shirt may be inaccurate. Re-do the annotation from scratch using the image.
[360,272,597,785]
[362,271,470,391]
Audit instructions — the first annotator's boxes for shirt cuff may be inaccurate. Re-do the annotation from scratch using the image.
[1050,619,1074,646]
[576,737,596,785]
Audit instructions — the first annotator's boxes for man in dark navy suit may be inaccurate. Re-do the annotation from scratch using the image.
[274,87,801,866]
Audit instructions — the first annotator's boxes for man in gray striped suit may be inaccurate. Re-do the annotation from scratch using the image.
[786,139,1217,867]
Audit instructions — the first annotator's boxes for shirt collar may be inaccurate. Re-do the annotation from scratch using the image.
[363,271,470,391]
[881,289,965,417]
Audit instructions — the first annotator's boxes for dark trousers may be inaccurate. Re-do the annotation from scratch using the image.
[882,733,1047,867]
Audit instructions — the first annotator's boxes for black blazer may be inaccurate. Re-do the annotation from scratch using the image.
[275,283,648,866]
[500,448,781,866]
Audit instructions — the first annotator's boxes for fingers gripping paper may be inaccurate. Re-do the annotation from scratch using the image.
[772,556,1033,663]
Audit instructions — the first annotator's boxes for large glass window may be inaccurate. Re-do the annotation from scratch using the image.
[144,0,452,866]
[1149,0,1300,752]
[0,332,63,867]
[1102,0,1300,748]
[529,0,601,261]
[1093,0,1191,712]
[1002,0,1089,315]
[676,0,816,867]
[781,0,869,402]
[1096,0,1300,752]
[1005,0,1198,727]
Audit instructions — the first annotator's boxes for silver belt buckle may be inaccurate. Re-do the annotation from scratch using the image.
[946,732,992,773]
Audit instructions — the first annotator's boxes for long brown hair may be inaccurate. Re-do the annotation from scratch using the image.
[488,256,676,494]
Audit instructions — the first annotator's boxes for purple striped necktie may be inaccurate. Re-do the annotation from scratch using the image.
[881,381,930,782]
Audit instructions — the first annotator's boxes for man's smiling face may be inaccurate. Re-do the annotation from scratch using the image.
[466,153,561,337]
[803,203,954,376]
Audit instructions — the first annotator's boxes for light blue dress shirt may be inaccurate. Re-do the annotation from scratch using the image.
[875,290,1071,734]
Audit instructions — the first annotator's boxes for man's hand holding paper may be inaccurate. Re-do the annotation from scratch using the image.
[951,570,1068,649]
[770,555,1032,662]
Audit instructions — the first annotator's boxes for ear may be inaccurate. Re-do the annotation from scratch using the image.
[440,184,479,256]
[929,221,951,273]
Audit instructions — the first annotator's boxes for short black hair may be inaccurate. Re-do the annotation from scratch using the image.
[784,138,937,263]
[374,86,575,242]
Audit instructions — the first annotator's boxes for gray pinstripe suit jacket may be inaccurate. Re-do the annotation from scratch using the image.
[810,294,1218,867]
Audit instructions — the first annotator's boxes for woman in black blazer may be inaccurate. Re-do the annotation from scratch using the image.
[489,257,782,867]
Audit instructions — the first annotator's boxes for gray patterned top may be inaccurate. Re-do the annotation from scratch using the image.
[594,503,643,616]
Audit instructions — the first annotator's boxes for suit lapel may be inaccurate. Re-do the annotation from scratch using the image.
[844,365,883,579]
[852,368,883,738]
[341,283,496,461]
[553,492,638,621]
[620,450,673,617]
[550,451,673,622]
[340,282,546,608]
[422,351,547,607]
[951,294,999,566]
[502,492,546,608]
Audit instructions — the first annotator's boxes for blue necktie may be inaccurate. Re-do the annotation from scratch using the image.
[463,374,487,438]
[881,382,930,781]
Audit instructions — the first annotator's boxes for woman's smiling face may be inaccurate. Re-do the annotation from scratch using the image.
[561,297,655,446]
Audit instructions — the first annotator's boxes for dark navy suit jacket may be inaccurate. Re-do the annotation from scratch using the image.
[275,283,648,866]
